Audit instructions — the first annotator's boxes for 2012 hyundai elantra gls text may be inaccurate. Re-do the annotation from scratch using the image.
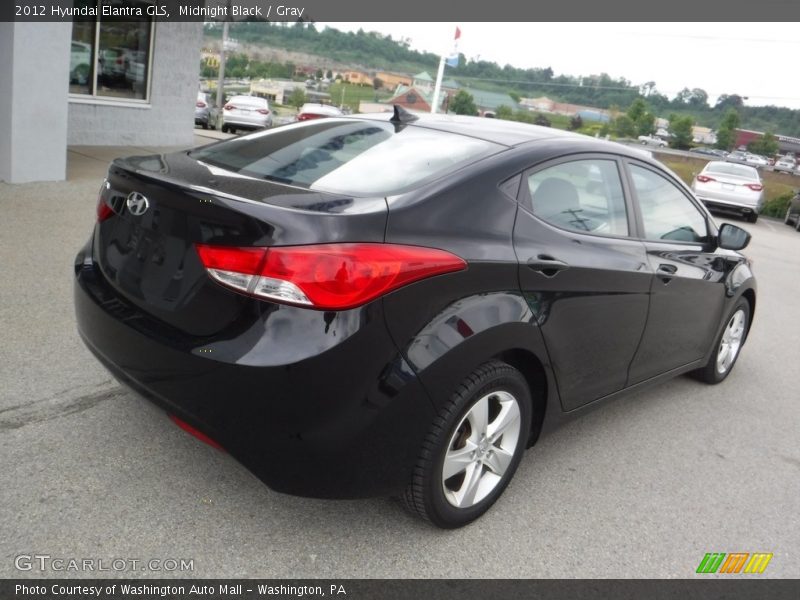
[74,109,756,528]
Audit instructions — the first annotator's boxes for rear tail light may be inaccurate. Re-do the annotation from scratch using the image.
[196,101,207,108]
[746,183,763,191]
[195,243,467,310]
[97,183,114,222]
[696,175,715,183]
[256,108,270,115]
[297,113,319,121]
[223,104,235,111]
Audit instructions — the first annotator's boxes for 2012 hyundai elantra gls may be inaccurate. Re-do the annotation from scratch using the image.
[74,109,756,528]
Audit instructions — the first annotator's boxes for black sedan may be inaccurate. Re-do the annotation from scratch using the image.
[74,110,756,528]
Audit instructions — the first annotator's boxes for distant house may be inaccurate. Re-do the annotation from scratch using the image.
[692,126,717,145]
[250,79,305,104]
[520,96,554,112]
[376,71,412,90]
[412,71,435,92]
[459,87,519,116]
[519,95,612,121]
[387,85,450,112]
[344,70,372,86]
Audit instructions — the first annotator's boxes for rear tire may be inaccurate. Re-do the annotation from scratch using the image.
[221,124,229,133]
[747,212,758,223]
[401,360,532,528]
[785,207,793,225]
[694,299,750,384]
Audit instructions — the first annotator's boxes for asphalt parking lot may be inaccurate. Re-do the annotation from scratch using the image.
[1,144,798,579]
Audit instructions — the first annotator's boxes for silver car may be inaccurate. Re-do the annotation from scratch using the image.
[195,91,219,130]
[773,156,797,174]
[691,161,763,222]
[221,95,273,134]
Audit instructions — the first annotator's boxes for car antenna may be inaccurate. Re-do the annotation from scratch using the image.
[390,105,418,131]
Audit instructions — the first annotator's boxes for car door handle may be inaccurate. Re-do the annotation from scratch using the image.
[657,264,677,275]
[657,263,677,283]
[527,255,570,277]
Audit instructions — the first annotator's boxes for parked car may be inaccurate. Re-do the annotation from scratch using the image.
[773,156,797,174]
[75,112,756,528]
[637,135,667,147]
[296,103,344,121]
[744,153,769,168]
[725,150,750,165]
[195,91,219,130]
[784,191,800,231]
[692,161,763,222]
[221,95,273,133]
[690,147,720,157]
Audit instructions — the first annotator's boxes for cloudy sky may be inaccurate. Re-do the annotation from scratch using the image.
[322,22,800,109]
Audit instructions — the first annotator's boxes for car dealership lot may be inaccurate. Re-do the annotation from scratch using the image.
[0,148,798,577]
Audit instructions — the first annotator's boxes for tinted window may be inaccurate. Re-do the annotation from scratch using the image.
[190,120,503,196]
[526,159,628,236]
[630,165,708,243]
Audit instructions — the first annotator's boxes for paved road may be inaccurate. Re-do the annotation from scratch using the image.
[0,168,798,579]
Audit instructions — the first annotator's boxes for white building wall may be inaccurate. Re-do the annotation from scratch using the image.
[0,22,71,183]
[68,23,202,146]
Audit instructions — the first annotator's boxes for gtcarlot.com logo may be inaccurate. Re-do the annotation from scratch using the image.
[696,552,773,574]
[14,554,194,573]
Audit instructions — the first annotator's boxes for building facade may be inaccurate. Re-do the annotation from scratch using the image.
[1,14,202,183]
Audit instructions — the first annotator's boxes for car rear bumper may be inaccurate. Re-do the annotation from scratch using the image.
[697,196,760,217]
[74,239,434,498]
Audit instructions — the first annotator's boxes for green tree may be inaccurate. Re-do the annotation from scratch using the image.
[747,131,779,156]
[534,114,551,127]
[495,105,514,120]
[287,87,307,109]
[668,114,694,149]
[627,98,655,137]
[568,115,584,131]
[613,115,636,138]
[509,91,521,104]
[325,69,333,79]
[450,90,477,115]
[715,108,741,150]
[315,68,323,79]
[627,98,648,122]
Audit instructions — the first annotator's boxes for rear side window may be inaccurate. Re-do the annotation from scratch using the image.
[629,164,708,243]
[526,159,628,236]
[190,120,502,196]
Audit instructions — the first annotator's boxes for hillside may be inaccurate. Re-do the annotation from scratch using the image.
[203,22,800,137]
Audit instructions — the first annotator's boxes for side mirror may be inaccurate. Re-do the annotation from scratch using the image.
[718,223,751,251]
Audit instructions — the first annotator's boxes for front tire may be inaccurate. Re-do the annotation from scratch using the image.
[401,360,532,528]
[694,299,750,384]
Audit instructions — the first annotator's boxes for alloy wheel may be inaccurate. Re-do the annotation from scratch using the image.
[716,309,746,375]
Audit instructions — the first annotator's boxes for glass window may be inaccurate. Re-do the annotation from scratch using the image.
[526,159,628,236]
[69,0,153,101]
[629,164,708,243]
[190,120,503,196]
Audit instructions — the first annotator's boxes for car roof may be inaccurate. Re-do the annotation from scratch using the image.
[350,112,585,147]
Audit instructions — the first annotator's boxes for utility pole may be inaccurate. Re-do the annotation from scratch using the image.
[215,1,231,110]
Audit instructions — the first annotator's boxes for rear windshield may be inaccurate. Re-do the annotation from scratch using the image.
[705,162,758,179]
[189,119,503,196]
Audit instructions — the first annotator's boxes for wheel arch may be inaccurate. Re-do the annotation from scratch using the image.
[492,348,548,447]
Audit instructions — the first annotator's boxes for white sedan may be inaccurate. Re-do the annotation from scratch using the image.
[692,161,764,223]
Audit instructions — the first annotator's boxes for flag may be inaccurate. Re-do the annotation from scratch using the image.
[445,26,460,67]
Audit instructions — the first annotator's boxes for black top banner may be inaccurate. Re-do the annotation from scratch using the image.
[4,0,800,22]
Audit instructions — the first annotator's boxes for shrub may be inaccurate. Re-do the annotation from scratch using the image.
[760,192,794,218]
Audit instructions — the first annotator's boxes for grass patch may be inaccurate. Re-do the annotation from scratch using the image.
[330,82,392,112]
